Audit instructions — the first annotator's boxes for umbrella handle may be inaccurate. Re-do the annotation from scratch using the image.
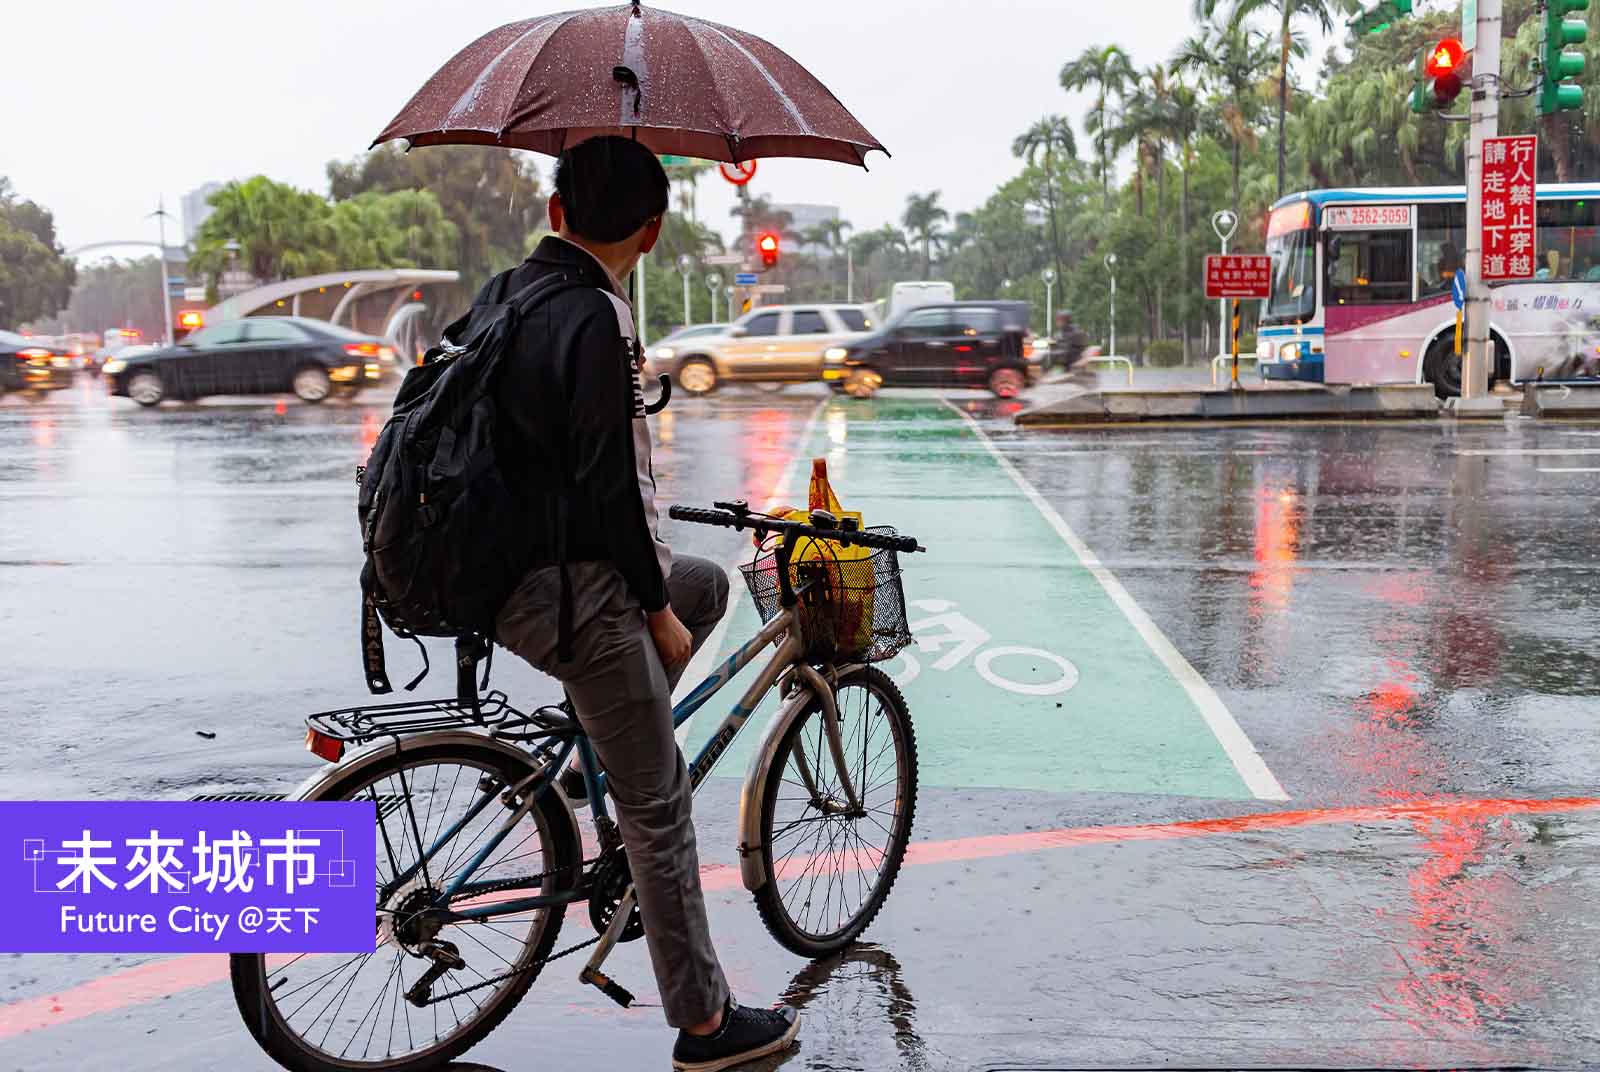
[644,372,672,414]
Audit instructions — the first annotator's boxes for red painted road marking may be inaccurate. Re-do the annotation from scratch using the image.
[4,795,1597,1041]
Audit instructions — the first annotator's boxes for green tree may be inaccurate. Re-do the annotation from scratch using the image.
[56,258,165,339]
[1173,18,1273,217]
[328,190,458,270]
[847,225,911,303]
[188,176,340,288]
[327,145,545,304]
[0,178,76,327]
[902,191,949,278]
[1060,45,1137,207]
[1207,0,1349,200]
[800,217,853,298]
[1012,115,1077,292]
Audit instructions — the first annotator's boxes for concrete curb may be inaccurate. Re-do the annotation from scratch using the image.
[1015,384,1441,427]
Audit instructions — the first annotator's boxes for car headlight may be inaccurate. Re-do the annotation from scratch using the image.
[824,347,849,363]
[1279,342,1301,361]
[102,359,126,375]
[652,346,676,361]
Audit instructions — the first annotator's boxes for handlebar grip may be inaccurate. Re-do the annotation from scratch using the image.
[667,505,736,527]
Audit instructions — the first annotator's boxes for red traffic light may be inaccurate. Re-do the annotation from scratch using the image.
[1425,36,1465,78]
[756,231,780,268]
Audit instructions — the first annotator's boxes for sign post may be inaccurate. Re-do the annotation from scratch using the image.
[1203,253,1273,392]
[1210,210,1240,361]
[1461,0,1504,401]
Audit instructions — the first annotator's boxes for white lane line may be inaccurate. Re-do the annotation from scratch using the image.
[945,399,1289,802]
[672,398,827,744]
[1456,448,1600,456]
[1538,466,1600,473]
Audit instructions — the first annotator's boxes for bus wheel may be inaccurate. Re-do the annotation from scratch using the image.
[1423,338,1462,399]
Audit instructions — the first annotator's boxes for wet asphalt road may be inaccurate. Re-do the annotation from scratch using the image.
[4,375,1600,1070]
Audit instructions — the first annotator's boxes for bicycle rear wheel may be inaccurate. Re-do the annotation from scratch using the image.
[231,739,580,1072]
[753,665,917,957]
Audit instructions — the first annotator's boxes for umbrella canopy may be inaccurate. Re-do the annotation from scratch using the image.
[373,2,886,166]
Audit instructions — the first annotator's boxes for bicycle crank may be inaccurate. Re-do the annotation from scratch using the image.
[404,940,465,1007]
[579,886,639,1008]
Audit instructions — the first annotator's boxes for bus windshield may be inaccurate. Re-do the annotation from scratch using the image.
[1264,227,1316,324]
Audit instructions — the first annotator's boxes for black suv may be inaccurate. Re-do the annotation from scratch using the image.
[823,300,1037,398]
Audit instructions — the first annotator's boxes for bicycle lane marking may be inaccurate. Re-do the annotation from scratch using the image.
[7,794,1597,1040]
[684,397,1284,800]
[946,400,1287,801]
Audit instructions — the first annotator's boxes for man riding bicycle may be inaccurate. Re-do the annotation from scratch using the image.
[489,136,802,1072]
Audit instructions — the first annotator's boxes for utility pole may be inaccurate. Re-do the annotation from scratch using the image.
[1104,253,1118,358]
[677,253,693,328]
[1462,0,1502,400]
[846,246,854,303]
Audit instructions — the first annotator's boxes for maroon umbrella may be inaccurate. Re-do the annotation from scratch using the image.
[372,2,886,166]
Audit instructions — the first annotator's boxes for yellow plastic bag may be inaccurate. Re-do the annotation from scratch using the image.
[784,459,874,657]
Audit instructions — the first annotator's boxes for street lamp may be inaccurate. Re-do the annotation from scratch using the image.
[705,272,722,323]
[1211,209,1239,359]
[1103,253,1117,358]
[676,253,694,328]
[1041,266,1057,336]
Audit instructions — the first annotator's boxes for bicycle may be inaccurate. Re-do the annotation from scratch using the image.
[231,501,925,1072]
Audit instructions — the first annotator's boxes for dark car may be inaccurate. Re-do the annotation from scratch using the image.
[103,317,395,407]
[0,330,75,396]
[822,300,1039,398]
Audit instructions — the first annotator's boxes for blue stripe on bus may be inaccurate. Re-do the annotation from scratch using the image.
[1273,184,1600,211]
[1259,327,1325,337]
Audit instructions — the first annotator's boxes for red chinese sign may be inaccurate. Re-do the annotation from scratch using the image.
[1204,254,1273,299]
[1481,134,1537,280]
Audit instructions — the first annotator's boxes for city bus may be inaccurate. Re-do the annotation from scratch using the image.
[1257,183,1600,396]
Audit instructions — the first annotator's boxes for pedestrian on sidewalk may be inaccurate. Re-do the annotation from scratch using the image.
[490,135,802,1072]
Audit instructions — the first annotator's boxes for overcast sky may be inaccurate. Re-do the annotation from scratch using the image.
[3,0,1336,261]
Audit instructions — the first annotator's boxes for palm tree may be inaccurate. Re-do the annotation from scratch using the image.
[902,192,949,278]
[1173,18,1272,218]
[1060,44,1136,207]
[1203,0,1346,200]
[1012,115,1077,295]
[848,225,909,301]
[800,217,853,297]
[1113,66,1177,223]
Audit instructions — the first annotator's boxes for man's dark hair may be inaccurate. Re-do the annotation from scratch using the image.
[554,136,670,243]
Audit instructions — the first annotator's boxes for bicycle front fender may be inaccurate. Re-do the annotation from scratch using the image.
[735,663,839,892]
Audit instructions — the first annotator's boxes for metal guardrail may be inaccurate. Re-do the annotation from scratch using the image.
[1211,353,1261,386]
[1083,354,1134,385]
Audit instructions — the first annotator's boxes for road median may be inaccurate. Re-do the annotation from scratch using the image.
[1016,383,1441,427]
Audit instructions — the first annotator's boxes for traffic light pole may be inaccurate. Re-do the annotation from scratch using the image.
[1462,0,1502,401]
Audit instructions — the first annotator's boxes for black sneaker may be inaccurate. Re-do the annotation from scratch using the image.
[671,1001,801,1071]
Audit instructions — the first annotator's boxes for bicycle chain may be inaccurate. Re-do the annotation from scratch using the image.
[401,859,600,1006]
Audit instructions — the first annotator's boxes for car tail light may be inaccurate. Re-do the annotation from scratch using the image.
[305,727,345,762]
[19,347,51,361]
[344,342,381,358]
[1022,335,1035,360]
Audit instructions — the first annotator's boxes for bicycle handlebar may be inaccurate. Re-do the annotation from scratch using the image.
[669,503,924,554]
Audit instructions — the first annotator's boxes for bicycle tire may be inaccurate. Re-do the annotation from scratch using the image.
[231,738,581,1072]
[753,665,918,957]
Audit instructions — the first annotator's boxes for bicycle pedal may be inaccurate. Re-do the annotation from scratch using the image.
[580,966,635,1008]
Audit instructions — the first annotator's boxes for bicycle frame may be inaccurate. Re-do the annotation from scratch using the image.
[392,600,852,926]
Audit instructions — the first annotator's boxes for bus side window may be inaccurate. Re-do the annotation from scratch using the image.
[1418,202,1466,295]
[1536,198,1600,281]
[1327,230,1412,305]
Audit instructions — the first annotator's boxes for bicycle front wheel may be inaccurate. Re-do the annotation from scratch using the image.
[231,738,580,1072]
[753,665,918,957]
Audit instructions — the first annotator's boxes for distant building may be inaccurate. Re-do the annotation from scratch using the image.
[182,182,225,244]
[774,203,842,254]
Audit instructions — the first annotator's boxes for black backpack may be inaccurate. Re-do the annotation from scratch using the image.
[357,270,580,694]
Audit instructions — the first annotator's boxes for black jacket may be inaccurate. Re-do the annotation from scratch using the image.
[480,236,669,613]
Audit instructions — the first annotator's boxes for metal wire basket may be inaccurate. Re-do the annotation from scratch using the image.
[740,527,912,665]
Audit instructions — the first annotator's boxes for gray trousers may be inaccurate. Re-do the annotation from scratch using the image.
[496,554,732,1028]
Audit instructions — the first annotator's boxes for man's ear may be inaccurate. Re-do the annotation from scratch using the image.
[548,193,565,233]
[638,216,665,255]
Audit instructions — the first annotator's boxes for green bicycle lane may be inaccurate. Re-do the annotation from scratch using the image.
[680,398,1285,801]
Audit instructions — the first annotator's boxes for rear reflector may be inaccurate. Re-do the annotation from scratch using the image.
[305,728,345,762]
